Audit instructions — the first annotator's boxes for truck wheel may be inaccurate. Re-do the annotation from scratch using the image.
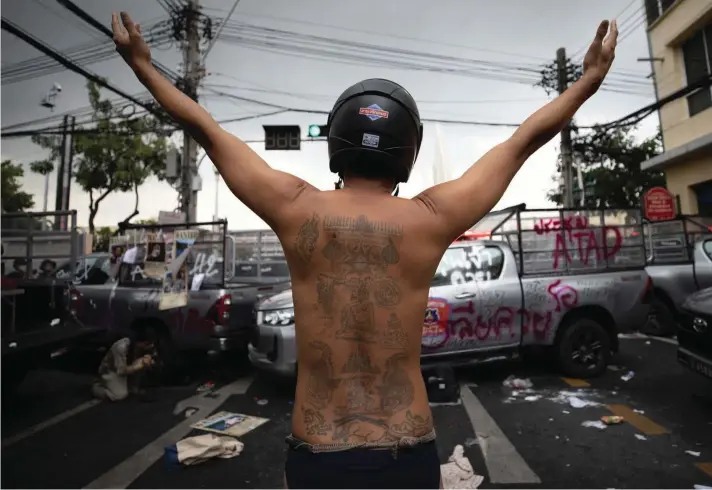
[557,318,611,378]
[642,296,676,337]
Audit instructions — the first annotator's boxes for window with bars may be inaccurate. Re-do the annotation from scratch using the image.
[645,0,677,25]
[682,23,712,117]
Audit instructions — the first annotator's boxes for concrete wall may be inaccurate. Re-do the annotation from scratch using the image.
[648,0,712,150]
[665,154,712,214]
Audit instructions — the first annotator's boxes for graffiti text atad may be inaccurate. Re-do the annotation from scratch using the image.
[534,217,622,269]
[423,280,582,347]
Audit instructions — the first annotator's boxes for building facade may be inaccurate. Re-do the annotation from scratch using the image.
[641,0,712,215]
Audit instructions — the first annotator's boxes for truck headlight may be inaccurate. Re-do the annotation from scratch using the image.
[261,308,294,326]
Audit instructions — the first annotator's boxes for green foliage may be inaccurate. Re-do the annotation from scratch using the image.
[93,226,116,252]
[30,81,172,233]
[548,126,666,209]
[1,160,35,213]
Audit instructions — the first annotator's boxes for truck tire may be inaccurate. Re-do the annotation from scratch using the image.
[642,295,676,337]
[556,318,611,378]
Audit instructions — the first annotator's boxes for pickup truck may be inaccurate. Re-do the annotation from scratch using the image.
[643,217,712,335]
[1,210,101,391]
[58,222,290,368]
[676,287,712,381]
[248,206,652,378]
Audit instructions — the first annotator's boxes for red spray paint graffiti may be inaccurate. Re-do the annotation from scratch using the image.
[534,217,622,269]
[435,281,581,344]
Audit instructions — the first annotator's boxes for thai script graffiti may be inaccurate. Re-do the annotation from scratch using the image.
[533,217,622,270]
[426,280,581,348]
[435,245,501,285]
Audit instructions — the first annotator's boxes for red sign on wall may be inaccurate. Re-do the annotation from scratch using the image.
[644,187,676,221]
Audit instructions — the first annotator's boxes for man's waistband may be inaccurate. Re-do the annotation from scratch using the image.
[285,429,437,454]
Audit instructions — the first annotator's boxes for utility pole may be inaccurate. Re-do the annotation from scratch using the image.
[556,47,575,208]
[54,115,75,230]
[179,0,203,223]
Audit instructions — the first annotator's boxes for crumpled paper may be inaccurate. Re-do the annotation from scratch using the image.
[440,444,484,489]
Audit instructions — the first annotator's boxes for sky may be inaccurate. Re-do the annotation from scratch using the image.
[1,0,660,231]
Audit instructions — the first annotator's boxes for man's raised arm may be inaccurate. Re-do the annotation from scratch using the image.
[414,20,618,244]
[112,12,315,229]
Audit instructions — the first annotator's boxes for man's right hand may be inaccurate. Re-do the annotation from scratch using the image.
[112,12,151,72]
[581,20,618,91]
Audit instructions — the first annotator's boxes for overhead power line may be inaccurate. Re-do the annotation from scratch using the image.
[0,17,172,122]
[55,0,181,82]
[5,74,707,140]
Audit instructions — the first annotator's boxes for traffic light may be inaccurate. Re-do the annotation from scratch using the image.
[263,125,301,151]
[308,124,328,138]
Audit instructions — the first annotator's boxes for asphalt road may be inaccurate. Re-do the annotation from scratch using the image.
[2,335,711,489]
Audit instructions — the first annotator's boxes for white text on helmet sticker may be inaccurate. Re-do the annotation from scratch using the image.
[362,133,380,148]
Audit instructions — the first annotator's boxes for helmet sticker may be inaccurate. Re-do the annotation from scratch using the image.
[362,133,380,148]
[359,104,389,121]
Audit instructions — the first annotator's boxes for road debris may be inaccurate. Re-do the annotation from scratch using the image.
[464,437,479,447]
[524,395,541,402]
[196,381,215,393]
[634,434,647,441]
[184,408,198,418]
[601,415,624,425]
[567,396,601,408]
[440,444,484,489]
[582,420,608,430]
[164,434,243,468]
[633,409,645,414]
[621,371,635,382]
[503,375,533,389]
[685,450,701,457]
[562,410,570,414]
[256,398,269,406]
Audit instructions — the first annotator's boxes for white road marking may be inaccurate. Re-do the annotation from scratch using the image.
[460,383,541,484]
[84,376,254,490]
[2,399,101,449]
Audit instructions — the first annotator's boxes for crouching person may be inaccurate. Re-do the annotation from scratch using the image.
[92,327,157,401]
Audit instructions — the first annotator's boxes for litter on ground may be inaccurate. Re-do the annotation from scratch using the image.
[164,434,243,468]
[196,381,214,393]
[440,444,484,489]
[582,420,608,430]
[503,375,534,389]
[464,437,479,447]
[601,415,624,425]
[685,450,701,457]
[634,434,647,441]
[633,409,645,414]
[524,395,541,402]
[568,396,601,408]
[621,371,635,382]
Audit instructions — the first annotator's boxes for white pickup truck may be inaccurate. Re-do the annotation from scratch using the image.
[249,206,652,378]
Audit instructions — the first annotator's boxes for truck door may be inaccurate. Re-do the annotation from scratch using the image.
[423,245,482,357]
[471,244,522,350]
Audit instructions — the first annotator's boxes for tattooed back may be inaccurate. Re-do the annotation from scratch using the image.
[279,190,448,444]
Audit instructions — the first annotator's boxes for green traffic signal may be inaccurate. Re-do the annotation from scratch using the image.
[308,124,322,137]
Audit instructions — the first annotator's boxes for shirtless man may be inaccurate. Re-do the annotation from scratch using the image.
[112,12,617,488]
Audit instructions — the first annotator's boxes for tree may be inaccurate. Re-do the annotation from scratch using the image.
[30,81,172,233]
[1,160,35,213]
[93,226,116,252]
[548,125,666,208]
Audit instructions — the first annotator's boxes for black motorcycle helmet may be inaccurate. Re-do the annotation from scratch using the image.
[327,78,423,189]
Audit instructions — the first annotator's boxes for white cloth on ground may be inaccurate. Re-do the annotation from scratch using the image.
[440,444,484,489]
[172,434,244,466]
